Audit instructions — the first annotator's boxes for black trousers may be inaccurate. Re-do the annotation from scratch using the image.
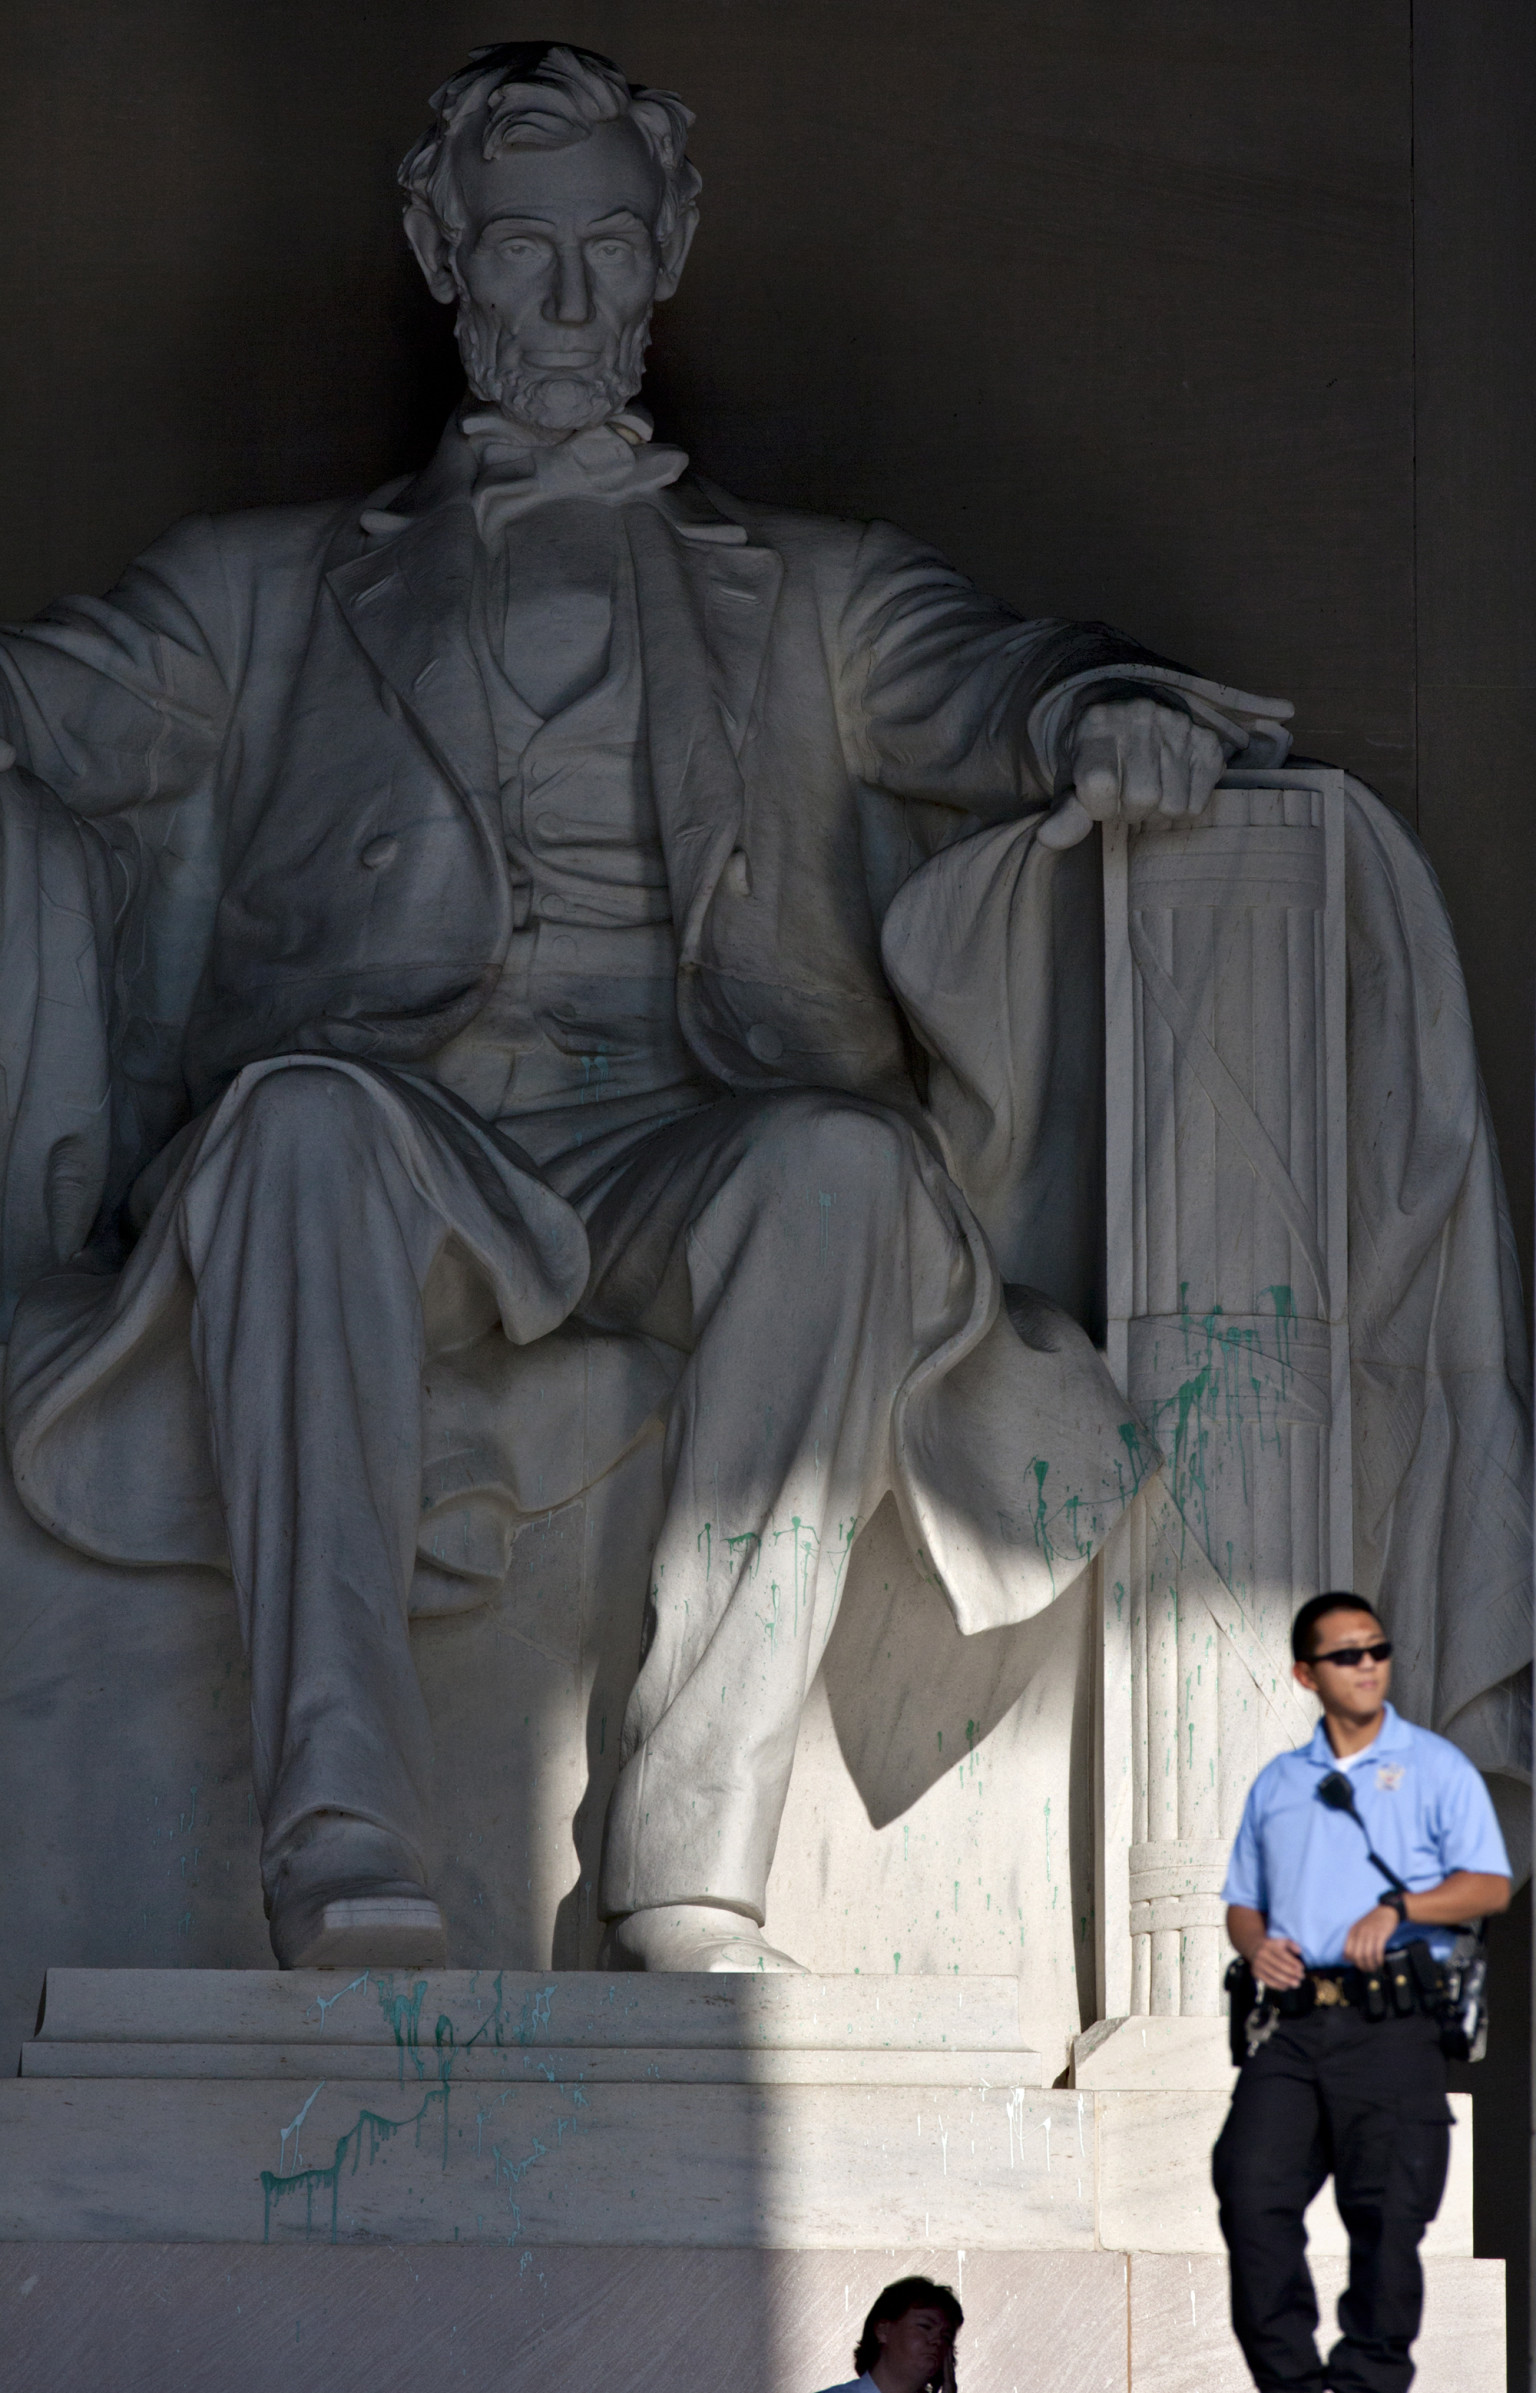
[1212,2007,1452,2393]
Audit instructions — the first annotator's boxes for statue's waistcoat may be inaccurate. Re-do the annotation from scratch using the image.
[428,534,704,1122]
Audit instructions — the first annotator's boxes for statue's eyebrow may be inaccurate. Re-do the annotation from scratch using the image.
[478,207,650,235]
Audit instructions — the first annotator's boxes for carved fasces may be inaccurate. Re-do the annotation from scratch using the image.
[1101,775,1347,2015]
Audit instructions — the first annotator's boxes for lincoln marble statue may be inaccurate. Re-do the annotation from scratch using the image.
[0,43,1526,1976]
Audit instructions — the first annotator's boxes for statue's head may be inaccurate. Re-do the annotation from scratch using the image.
[399,42,700,441]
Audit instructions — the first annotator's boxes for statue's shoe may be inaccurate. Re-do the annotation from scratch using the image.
[600,1902,807,1973]
[269,1879,449,1971]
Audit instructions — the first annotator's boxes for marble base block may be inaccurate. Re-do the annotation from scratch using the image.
[0,2244,1501,2393]
[3,1973,1479,2270]
[1129,2254,1504,2393]
[1073,2013,1473,2260]
[1094,2085,1474,2260]
[6,1968,1071,2250]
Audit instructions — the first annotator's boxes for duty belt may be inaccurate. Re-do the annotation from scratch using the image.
[1307,1947,1446,2021]
[1226,1943,1451,2062]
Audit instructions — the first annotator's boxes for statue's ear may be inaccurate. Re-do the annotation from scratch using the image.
[654,201,699,303]
[403,203,459,305]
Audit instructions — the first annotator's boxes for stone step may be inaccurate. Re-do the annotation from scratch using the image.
[5,1975,1474,2262]
[1072,2013,1234,2089]
[32,1968,1032,2055]
[0,2244,1506,2392]
[0,2077,1088,2247]
[20,2039,1042,2087]
[0,2070,1476,2256]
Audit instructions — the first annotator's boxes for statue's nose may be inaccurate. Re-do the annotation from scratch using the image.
[547,244,593,324]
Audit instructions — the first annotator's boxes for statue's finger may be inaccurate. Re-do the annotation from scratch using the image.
[1187,724,1226,815]
[1116,721,1166,820]
[1071,745,1124,820]
[1037,793,1095,849]
[1154,715,1192,818]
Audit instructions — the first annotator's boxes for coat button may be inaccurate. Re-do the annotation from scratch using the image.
[746,1023,784,1063]
[360,834,399,870]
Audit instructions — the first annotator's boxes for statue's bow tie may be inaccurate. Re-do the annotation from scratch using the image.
[461,404,688,542]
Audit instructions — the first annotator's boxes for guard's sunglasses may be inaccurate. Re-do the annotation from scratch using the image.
[1311,1640,1393,1669]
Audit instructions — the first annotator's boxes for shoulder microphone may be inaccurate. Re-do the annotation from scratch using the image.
[1316,1769,1408,1894]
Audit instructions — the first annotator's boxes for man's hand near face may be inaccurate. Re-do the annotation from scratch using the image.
[1040,693,1230,848]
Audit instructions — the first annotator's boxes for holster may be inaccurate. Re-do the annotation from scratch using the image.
[1225,1957,1314,2063]
[1224,1957,1252,2064]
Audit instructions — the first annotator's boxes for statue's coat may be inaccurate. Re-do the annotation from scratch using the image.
[0,436,1526,1811]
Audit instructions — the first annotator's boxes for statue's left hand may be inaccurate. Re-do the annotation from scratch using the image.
[1038,694,1228,850]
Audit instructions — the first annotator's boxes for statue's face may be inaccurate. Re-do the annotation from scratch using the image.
[441,116,668,437]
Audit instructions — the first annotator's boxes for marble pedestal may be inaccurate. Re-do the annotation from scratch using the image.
[0,1970,1503,2392]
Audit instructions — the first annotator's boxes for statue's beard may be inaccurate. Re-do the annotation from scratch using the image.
[454,299,652,438]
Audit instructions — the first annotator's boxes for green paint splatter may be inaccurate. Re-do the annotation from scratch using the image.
[262,2087,450,2244]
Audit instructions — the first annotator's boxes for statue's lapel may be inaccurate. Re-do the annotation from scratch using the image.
[625,493,783,959]
[656,483,784,756]
[325,501,499,810]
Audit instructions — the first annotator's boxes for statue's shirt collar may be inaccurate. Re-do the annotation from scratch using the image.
[452,404,689,544]
[357,407,749,551]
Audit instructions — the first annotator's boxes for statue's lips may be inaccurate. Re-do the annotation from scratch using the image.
[522,351,606,374]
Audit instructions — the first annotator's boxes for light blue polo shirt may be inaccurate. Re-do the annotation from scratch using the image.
[1222,1703,1510,1965]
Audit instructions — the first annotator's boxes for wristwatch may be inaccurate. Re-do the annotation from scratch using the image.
[1382,1890,1409,1921]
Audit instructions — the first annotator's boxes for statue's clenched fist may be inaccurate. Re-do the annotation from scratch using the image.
[1039,694,1229,849]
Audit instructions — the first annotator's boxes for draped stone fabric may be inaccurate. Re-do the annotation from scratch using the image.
[1341,786,1533,1837]
[883,778,1533,1844]
[0,763,115,1332]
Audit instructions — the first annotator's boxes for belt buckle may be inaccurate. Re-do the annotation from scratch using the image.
[1311,1974,1349,2008]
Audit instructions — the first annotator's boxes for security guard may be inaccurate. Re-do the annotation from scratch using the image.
[1214,1590,1511,2393]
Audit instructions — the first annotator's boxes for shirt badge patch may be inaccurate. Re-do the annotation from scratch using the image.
[1376,1764,1406,1790]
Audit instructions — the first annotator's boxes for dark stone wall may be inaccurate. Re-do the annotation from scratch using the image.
[1,2,1530,2375]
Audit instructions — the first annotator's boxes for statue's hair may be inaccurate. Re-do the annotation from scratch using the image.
[398,41,700,254]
